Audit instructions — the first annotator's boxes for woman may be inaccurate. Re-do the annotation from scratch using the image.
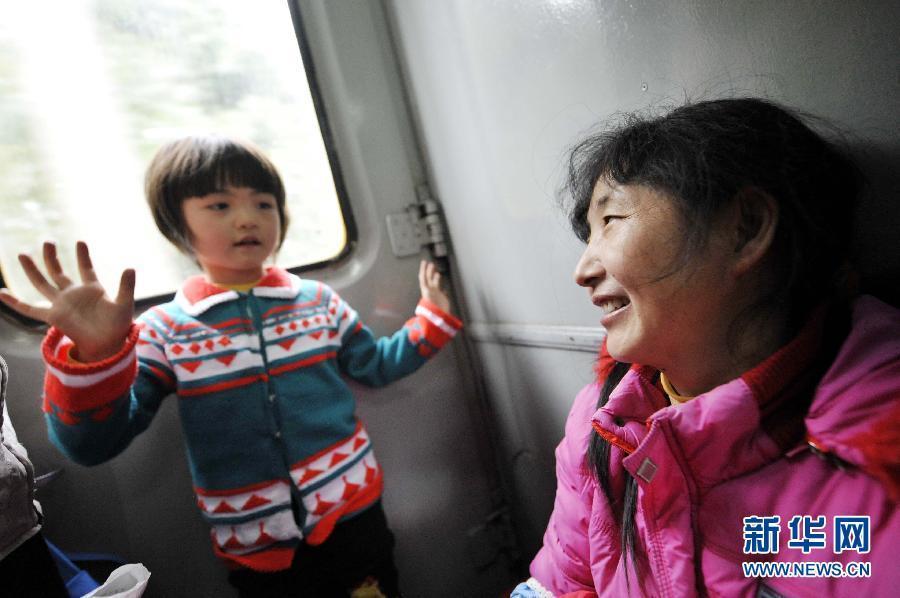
[513,98,899,597]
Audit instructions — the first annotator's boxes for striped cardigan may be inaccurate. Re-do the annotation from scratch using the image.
[40,266,462,571]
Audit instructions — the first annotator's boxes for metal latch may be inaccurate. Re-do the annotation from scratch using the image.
[385,184,448,259]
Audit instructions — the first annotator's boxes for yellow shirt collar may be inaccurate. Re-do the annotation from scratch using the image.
[217,279,260,293]
[660,372,695,405]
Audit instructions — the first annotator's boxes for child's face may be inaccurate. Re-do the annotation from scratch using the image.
[182,186,281,285]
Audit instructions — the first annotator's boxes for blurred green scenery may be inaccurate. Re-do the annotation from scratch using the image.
[0,0,346,305]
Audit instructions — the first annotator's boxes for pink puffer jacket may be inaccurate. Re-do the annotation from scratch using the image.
[528,296,900,597]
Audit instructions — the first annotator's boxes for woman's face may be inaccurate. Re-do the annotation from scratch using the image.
[574,178,736,372]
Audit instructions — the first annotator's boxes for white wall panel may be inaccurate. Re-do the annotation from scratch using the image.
[387,0,900,559]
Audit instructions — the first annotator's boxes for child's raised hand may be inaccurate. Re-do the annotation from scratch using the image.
[418,260,450,313]
[0,241,135,362]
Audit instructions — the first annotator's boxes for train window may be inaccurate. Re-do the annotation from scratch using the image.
[0,0,348,307]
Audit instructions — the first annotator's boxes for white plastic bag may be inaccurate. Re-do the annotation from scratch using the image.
[81,563,151,598]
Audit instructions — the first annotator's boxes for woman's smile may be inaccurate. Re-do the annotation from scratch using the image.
[574,177,738,381]
[593,294,632,323]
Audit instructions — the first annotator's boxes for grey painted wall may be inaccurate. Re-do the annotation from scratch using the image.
[386,0,900,555]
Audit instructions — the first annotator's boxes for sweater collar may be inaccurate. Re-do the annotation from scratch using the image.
[175,266,301,316]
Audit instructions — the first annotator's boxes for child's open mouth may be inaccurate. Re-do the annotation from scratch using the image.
[234,237,261,247]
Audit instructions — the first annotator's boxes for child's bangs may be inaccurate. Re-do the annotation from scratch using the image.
[211,150,281,197]
[173,142,282,200]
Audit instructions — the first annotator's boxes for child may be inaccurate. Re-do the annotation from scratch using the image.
[512,98,899,596]
[0,135,462,597]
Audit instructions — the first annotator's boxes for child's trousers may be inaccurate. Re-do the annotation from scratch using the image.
[228,501,400,597]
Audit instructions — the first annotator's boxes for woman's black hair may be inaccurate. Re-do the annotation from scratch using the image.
[588,360,639,579]
[566,97,862,333]
[570,98,864,583]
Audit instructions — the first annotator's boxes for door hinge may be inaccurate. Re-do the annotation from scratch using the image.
[385,184,449,259]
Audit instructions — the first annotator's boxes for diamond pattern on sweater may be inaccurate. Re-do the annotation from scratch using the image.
[365,463,377,484]
[340,476,360,500]
[312,494,336,516]
[216,354,236,366]
[329,452,349,467]
[213,510,300,554]
[213,501,237,514]
[300,453,380,529]
[179,361,202,373]
[291,426,371,490]
[223,530,243,550]
[298,468,324,485]
[253,523,276,547]
[197,480,291,520]
[242,494,272,510]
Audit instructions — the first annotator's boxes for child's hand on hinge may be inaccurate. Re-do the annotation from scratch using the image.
[418,260,450,313]
[0,241,135,362]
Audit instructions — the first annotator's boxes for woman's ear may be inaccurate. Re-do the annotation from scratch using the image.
[730,187,779,276]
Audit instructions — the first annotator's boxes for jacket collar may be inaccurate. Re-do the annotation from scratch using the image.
[591,294,899,496]
[591,304,832,486]
[174,267,301,316]
[805,296,900,500]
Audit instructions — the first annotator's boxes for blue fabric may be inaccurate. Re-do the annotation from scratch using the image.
[510,581,542,597]
[45,539,100,597]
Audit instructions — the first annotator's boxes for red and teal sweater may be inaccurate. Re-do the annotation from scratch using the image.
[40,266,462,572]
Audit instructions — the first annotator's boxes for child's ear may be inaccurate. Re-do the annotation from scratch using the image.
[730,187,779,277]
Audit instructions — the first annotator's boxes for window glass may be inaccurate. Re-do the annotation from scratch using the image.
[0,0,347,306]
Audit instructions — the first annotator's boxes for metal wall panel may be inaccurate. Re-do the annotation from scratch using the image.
[386,0,900,554]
